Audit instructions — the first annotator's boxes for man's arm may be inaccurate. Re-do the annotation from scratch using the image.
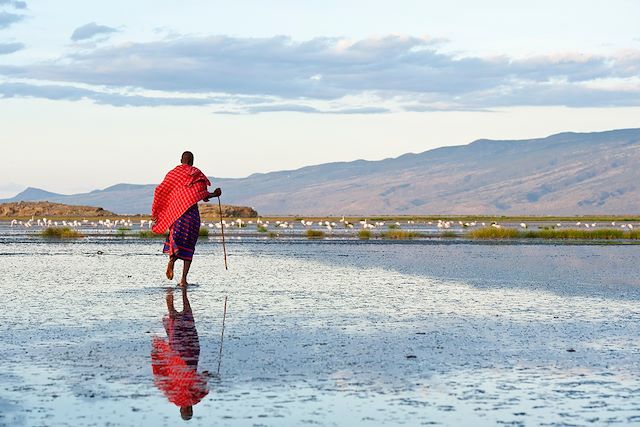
[203,187,222,202]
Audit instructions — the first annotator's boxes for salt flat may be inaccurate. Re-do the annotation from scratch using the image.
[0,239,639,426]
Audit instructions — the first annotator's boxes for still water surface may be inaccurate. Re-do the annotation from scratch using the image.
[0,239,639,426]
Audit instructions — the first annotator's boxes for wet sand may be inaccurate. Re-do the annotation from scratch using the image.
[0,239,639,426]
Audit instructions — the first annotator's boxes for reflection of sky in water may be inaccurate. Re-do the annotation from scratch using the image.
[0,241,638,426]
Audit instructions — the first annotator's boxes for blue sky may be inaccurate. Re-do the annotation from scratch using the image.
[1,0,639,197]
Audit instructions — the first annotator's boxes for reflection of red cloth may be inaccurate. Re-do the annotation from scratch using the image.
[151,337,209,407]
[151,164,210,234]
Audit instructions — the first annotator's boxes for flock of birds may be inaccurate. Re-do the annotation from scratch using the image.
[6,217,637,232]
[515,221,634,229]
[10,218,144,229]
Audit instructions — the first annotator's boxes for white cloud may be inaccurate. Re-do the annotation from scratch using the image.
[70,22,118,41]
[0,10,23,28]
[1,34,639,113]
[0,41,23,54]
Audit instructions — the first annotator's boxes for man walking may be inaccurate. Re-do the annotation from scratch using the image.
[151,151,221,287]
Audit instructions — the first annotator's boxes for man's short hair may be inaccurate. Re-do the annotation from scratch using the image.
[181,151,194,166]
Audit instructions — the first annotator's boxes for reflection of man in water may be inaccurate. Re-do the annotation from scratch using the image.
[151,287,209,420]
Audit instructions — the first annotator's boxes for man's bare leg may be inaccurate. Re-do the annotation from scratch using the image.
[166,287,177,317]
[166,256,177,280]
[181,286,191,313]
[179,259,192,288]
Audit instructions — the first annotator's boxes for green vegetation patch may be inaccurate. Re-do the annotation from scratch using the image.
[380,230,422,240]
[138,230,166,238]
[198,227,210,237]
[306,229,326,239]
[357,229,372,240]
[41,227,83,238]
[257,225,268,233]
[469,227,520,239]
[469,227,639,240]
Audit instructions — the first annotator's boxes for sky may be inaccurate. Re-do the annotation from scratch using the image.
[1,0,639,197]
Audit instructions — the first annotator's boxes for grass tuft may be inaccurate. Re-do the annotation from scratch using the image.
[357,229,372,240]
[267,231,278,238]
[469,227,638,240]
[138,230,165,238]
[257,225,268,233]
[440,230,458,238]
[380,230,421,239]
[41,227,83,238]
[306,229,326,239]
[469,227,520,239]
[198,227,210,237]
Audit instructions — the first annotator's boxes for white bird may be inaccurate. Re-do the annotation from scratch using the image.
[520,223,527,229]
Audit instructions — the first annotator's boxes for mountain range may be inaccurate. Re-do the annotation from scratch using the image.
[3,128,640,215]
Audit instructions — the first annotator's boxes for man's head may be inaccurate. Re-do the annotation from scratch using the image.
[180,406,193,420]
[181,151,194,166]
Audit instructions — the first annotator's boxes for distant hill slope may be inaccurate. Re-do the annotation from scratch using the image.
[3,128,640,215]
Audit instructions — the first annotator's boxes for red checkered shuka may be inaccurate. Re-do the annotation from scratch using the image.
[151,337,209,407]
[151,164,211,234]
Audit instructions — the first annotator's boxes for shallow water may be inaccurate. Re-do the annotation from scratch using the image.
[1,239,639,426]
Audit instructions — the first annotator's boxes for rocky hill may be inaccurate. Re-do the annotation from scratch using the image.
[0,201,115,218]
[4,128,640,215]
[0,201,258,219]
[198,203,258,219]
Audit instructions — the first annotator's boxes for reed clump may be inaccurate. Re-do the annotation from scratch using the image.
[470,227,637,240]
[41,227,83,238]
[139,230,164,238]
[198,227,210,237]
[257,225,268,233]
[525,228,629,239]
[357,229,372,240]
[440,230,458,238]
[381,230,421,239]
[306,229,326,239]
[469,227,520,239]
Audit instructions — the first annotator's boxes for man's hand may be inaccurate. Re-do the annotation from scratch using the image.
[203,188,222,202]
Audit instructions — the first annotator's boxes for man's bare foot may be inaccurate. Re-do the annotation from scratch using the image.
[166,259,175,280]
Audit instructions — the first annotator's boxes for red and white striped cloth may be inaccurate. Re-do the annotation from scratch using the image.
[151,164,211,234]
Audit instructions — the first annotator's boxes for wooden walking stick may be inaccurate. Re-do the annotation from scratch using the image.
[217,296,228,376]
[217,196,228,270]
